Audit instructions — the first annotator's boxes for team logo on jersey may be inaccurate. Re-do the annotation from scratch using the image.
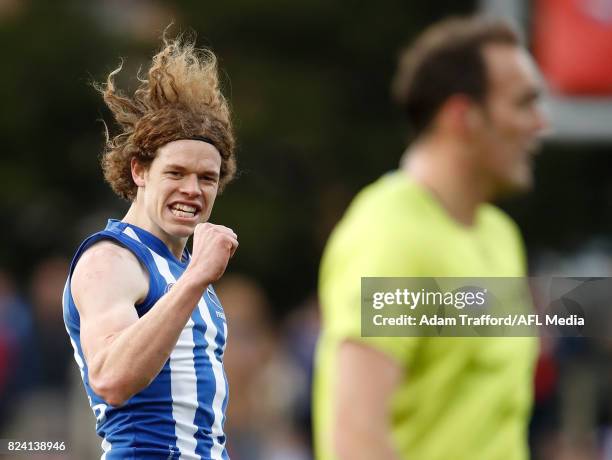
[207,287,224,310]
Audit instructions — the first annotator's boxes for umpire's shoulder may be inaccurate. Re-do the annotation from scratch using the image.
[342,171,423,227]
[480,204,524,241]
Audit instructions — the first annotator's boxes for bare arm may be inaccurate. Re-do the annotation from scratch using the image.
[72,223,237,406]
[333,340,403,460]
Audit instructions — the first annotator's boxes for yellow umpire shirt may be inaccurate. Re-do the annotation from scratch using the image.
[313,171,538,460]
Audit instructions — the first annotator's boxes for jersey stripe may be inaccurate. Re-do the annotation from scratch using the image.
[197,294,227,458]
[148,249,200,459]
[205,287,229,457]
[122,226,140,242]
[100,438,111,460]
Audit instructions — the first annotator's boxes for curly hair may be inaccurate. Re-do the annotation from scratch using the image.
[97,33,236,201]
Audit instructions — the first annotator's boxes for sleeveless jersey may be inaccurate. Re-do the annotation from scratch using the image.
[63,219,229,460]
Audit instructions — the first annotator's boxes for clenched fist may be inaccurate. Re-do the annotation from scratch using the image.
[186,223,238,287]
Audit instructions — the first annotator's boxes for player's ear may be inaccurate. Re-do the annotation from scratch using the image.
[440,94,474,135]
[131,157,146,187]
[464,104,484,132]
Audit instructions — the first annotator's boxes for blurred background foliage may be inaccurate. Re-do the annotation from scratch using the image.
[1,0,610,317]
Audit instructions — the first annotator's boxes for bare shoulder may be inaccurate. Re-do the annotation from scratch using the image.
[72,240,148,313]
[73,240,146,284]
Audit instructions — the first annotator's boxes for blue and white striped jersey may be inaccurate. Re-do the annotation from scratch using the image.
[63,219,229,460]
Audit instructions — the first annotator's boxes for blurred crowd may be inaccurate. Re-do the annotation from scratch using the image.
[529,244,612,460]
[0,260,320,460]
[1,249,612,459]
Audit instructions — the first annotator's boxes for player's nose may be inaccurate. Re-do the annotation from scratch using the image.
[532,105,549,135]
[180,173,202,196]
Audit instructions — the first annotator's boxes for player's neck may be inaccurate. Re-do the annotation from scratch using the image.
[402,138,492,227]
[122,202,188,259]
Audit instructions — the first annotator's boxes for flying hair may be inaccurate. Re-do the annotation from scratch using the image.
[97,31,236,201]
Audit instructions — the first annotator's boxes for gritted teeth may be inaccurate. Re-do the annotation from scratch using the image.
[171,208,196,218]
[169,202,201,219]
[170,203,199,213]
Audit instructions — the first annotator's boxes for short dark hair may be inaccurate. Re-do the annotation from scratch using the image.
[392,16,520,137]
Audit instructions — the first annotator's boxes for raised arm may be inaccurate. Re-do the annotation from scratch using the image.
[72,223,237,406]
[333,340,403,460]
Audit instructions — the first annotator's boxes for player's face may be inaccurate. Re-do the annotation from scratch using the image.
[140,139,221,241]
[472,44,547,195]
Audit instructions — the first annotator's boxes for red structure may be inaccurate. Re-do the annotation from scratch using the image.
[534,0,612,95]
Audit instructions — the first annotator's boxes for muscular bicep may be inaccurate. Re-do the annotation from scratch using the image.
[334,340,403,458]
[71,241,148,368]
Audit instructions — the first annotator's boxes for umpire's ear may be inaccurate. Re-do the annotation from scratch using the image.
[131,157,147,187]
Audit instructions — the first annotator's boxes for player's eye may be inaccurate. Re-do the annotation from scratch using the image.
[517,89,540,109]
[167,171,182,178]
